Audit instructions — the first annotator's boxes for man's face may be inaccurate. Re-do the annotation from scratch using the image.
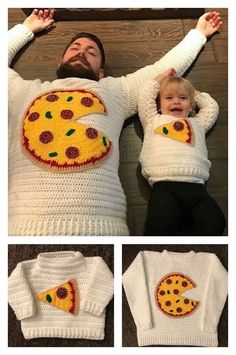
[57,37,104,81]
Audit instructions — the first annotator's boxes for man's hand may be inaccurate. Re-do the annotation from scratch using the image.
[196,11,222,38]
[23,9,54,34]
[154,68,176,84]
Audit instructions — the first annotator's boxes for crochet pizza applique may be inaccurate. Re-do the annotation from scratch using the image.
[154,118,194,146]
[21,89,112,172]
[37,279,79,315]
[155,273,199,317]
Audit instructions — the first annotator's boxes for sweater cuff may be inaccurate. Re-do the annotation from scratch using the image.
[14,301,35,320]
[190,28,207,45]
[138,320,153,330]
[202,324,217,333]
[80,299,104,316]
[15,24,34,41]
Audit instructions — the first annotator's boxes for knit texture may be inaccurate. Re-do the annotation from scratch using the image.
[138,79,219,186]
[8,24,206,236]
[8,251,114,340]
[122,250,228,347]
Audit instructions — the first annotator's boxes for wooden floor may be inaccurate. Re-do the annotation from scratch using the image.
[8,8,228,235]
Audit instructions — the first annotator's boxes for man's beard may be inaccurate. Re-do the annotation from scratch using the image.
[56,60,100,81]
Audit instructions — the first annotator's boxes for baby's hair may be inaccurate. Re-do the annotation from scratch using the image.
[159,76,195,105]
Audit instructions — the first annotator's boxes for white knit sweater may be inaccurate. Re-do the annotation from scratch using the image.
[8,251,114,340]
[122,250,228,347]
[8,24,206,236]
[138,80,219,185]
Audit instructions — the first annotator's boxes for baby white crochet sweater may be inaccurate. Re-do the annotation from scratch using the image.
[122,250,228,347]
[8,251,114,340]
[138,80,219,185]
[8,24,206,236]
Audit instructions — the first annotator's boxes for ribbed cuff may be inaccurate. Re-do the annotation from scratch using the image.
[203,324,217,333]
[80,300,104,316]
[15,301,34,320]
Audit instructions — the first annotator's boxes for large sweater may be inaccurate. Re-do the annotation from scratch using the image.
[8,251,114,340]
[122,250,228,347]
[8,24,206,236]
[138,80,219,185]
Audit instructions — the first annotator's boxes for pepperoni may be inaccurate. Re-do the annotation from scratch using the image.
[176,307,182,313]
[159,290,165,296]
[166,278,172,284]
[28,112,40,122]
[165,301,171,307]
[86,128,98,139]
[39,131,53,144]
[56,287,68,299]
[182,281,188,287]
[184,299,190,304]
[81,96,94,107]
[66,147,79,159]
[173,121,184,131]
[61,110,73,119]
[173,289,179,295]
[46,94,59,102]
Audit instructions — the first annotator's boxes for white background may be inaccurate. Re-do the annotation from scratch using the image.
[1,0,235,354]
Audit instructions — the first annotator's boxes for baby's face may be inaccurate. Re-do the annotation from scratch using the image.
[159,83,192,118]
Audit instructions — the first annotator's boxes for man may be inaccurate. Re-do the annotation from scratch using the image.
[8,9,222,236]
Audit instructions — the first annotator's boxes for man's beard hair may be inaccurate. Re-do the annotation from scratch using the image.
[56,62,100,81]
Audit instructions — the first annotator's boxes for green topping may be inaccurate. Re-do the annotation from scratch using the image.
[102,137,107,147]
[46,294,52,303]
[67,96,73,102]
[49,152,58,157]
[45,111,53,119]
[66,129,76,136]
[163,127,169,135]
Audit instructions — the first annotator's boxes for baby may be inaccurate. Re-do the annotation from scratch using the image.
[138,68,225,235]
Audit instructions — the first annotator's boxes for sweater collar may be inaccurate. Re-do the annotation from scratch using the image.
[162,250,195,259]
[37,251,84,271]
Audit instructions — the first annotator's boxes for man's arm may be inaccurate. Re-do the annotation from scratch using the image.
[121,11,222,119]
[8,9,54,66]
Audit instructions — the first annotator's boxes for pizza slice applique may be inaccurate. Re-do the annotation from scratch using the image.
[155,273,199,317]
[154,118,194,146]
[37,279,79,315]
[21,89,112,172]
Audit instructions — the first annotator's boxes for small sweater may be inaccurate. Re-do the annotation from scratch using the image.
[122,250,228,347]
[8,251,114,340]
[8,24,206,236]
[138,80,219,185]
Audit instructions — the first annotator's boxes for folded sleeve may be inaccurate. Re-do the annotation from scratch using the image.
[80,257,114,316]
[201,254,228,333]
[8,262,36,320]
[122,251,153,330]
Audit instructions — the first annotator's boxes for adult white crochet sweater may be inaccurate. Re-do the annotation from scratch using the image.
[138,80,219,185]
[122,250,228,347]
[8,24,206,236]
[8,251,114,340]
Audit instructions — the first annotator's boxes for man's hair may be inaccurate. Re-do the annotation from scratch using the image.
[63,32,105,68]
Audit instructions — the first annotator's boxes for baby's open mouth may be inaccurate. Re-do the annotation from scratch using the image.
[170,108,182,112]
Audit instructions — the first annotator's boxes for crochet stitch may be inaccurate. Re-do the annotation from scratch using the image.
[8,24,207,236]
[8,251,114,340]
[122,250,228,347]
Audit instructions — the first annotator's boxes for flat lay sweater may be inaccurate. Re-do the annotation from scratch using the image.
[122,250,228,347]
[8,251,114,340]
[138,80,219,186]
[8,24,206,236]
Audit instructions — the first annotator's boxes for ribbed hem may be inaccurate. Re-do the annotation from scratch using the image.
[138,335,218,347]
[22,327,104,340]
[9,217,129,236]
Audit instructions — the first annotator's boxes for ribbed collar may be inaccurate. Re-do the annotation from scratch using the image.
[37,251,84,271]
[162,250,196,259]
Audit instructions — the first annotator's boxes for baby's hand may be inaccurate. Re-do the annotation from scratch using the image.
[194,90,201,96]
[154,68,176,83]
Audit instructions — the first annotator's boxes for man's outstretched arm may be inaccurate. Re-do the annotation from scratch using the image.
[8,9,54,66]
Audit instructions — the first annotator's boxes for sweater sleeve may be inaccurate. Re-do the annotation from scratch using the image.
[8,262,36,320]
[80,257,114,317]
[201,254,228,333]
[194,92,219,133]
[121,29,206,118]
[122,251,153,330]
[138,79,160,130]
[8,24,34,66]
